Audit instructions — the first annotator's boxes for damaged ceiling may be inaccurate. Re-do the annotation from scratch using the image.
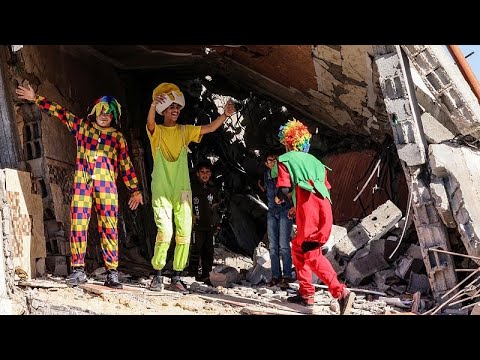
[68,45,391,143]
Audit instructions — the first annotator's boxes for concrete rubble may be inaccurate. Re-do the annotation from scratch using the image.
[9,271,392,316]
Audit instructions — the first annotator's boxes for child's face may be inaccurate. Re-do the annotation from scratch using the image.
[96,111,113,128]
[162,103,182,121]
[265,156,277,169]
[197,167,212,183]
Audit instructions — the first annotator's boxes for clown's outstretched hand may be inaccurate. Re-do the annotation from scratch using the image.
[16,84,36,101]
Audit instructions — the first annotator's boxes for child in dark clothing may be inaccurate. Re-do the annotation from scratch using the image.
[188,162,221,282]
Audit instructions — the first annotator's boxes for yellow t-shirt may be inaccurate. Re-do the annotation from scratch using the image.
[147,124,203,162]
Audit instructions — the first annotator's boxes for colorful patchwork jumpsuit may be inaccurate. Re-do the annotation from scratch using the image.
[35,96,140,270]
[147,124,202,273]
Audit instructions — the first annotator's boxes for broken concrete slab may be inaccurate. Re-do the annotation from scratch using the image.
[420,112,455,144]
[17,279,67,288]
[429,143,480,263]
[335,200,402,257]
[430,176,456,228]
[343,239,390,286]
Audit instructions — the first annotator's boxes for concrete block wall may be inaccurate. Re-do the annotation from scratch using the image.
[402,45,480,138]
[375,47,458,301]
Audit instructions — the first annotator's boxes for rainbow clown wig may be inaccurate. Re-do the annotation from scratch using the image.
[152,83,185,115]
[278,119,312,153]
[87,96,122,126]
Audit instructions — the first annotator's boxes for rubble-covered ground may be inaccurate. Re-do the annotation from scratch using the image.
[9,272,404,315]
[5,242,440,315]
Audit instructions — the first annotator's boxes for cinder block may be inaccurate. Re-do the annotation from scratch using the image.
[344,240,390,286]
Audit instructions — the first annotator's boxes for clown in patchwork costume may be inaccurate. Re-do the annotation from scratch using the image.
[273,119,355,314]
[16,84,143,289]
[146,83,236,292]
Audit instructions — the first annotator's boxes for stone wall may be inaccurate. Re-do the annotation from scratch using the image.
[0,170,14,314]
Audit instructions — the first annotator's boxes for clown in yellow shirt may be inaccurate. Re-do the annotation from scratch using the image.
[146,83,236,292]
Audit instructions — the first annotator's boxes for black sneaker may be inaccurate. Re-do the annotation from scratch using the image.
[104,269,123,289]
[267,278,281,287]
[287,294,314,307]
[168,279,188,293]
[195,274,212,286]
[338,289,355,315]
[66,267,87,287]
[279,277,295,290]
[149,275,164,292]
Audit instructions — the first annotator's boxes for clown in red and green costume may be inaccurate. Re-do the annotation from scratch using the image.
[273,119,355,313]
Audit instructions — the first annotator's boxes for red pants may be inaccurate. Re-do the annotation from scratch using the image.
[292,185,345,299]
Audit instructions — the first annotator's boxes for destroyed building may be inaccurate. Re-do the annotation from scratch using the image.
[1,45,480,315]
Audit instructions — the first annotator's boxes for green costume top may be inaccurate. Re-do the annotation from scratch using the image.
[273,151,331,206]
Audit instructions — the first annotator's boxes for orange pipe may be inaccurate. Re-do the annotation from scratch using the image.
[447,45,480,102]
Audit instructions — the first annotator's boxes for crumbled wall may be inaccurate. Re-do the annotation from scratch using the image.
[214,45,390,143]
[429,144,480,264]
